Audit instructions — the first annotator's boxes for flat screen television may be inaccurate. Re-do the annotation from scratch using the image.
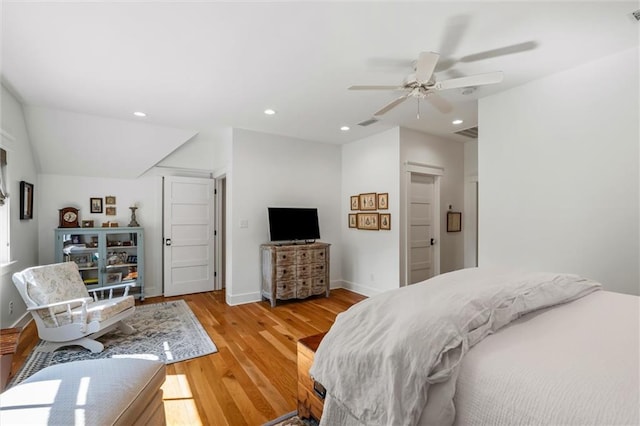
[268,207,320,242]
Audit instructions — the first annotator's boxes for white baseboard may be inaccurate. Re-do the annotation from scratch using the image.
[226,291,262,306]
[11,313,31,329]
[339,280,383,297]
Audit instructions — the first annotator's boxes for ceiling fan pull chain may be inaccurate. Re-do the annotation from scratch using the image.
[417,99,420,120]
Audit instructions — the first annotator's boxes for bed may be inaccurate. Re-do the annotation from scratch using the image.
[310,268,639,426]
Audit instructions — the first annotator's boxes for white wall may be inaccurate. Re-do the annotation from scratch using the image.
[156,127,232,173]
[24,106,197,178]
[228,129,342,305]
[37,175,164,297]
[0,84,39,328]
[341,128,400,296]
[479,47,639,295]
[463,140,478,268]
[400,128,465,276]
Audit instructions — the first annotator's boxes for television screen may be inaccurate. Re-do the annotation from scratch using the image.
[268,207,320,242]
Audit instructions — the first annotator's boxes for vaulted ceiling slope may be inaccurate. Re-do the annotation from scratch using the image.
[25,107,198,178]
[2,1,639,150]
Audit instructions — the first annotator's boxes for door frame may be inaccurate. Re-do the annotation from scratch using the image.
[401,161,443,286]
[213,169,227,291]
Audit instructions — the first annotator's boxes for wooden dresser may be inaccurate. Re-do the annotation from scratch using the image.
[260,242,330,307]
[297,332,327,421]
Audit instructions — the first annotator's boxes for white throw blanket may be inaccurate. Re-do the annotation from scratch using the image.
[309,268,601,426]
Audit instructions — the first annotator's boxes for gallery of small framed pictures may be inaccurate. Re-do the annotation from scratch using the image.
[348,192,390,230]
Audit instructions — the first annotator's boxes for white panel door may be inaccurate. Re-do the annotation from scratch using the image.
[409,174,435,284]
[163,176,215,296]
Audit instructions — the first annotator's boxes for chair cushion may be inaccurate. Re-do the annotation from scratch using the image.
[0,358,166,426]
[23,262,90,313]
[39,295,135,328]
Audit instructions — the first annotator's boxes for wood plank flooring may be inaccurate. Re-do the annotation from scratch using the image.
[9,288,366,425]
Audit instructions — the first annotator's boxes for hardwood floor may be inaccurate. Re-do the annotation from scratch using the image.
[9,288,366,425]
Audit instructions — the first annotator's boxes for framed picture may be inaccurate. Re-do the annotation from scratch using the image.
[377,193,389,210]
[350,195,359,211]
[105,272,122,284]
[359,193,377,211]
[82,220,94,228]
[380,213,391,230]
[19,181,34,220]
[357,212,379,230]
[105,196,116,205]
[90,197,103,213]
[105,207,116,216]
[447,211,462,232]
[348,213,357,228]
[69,254,92,268]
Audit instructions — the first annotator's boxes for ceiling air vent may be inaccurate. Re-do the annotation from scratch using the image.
[454,126,479,139]
[358,118,379,127]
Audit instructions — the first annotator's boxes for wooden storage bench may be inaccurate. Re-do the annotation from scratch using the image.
[297,332,327,421]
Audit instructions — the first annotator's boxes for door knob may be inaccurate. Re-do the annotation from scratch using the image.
[165,238,172,246]
[430,238,435,246]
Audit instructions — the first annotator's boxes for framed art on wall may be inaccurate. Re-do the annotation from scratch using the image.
[348,213,357,228]
[19,181,34,220]
[357,212,379,230]
[359,193,377,211]
[105,196,116,205]
[447,211,462,232]
[350,195,359,210]
[380,213,391,230]
[377,193,389,210]
[90,197,103,213]
[105,207,116,216]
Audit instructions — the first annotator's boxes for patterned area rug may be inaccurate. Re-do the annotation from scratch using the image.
[10,299,217,386]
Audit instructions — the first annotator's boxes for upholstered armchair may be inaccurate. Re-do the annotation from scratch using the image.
[12,262,136,353]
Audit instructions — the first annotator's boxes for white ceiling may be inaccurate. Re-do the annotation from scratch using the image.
[2,1,639,145]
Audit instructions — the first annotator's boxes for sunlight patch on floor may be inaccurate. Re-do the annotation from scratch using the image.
[162,373,202,426]
[163,341,174,362]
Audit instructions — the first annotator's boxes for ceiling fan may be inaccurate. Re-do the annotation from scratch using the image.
[349,51,504,117]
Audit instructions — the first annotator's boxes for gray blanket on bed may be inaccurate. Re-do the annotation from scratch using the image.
[309,268,601,426]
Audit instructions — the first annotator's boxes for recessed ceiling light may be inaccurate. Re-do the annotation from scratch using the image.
[452,119,464,125]
[133,111,146,117]
[340,126,350,131]
[264,109,276,115]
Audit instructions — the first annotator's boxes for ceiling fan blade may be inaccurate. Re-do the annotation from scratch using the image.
[459,41,538,63]
[415,52,440,83]
[437,71,504,90]
[435,14,471,72]
[348,85,402,91]
[426,93,453,114]
[374,95,409,116]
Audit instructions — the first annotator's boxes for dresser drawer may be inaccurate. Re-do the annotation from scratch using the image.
[310,249,326,263]
[276,266,295,281]
[296,279,312,299]
[276,281,296,299]
[275,250,295,265]
[310,263,326,277]
[297,264,313,278]
[311,277,327,294]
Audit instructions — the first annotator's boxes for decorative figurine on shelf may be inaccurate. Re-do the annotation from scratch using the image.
[128,205,140,227]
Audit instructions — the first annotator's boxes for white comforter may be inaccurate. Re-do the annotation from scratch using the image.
[309,268,601,426]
